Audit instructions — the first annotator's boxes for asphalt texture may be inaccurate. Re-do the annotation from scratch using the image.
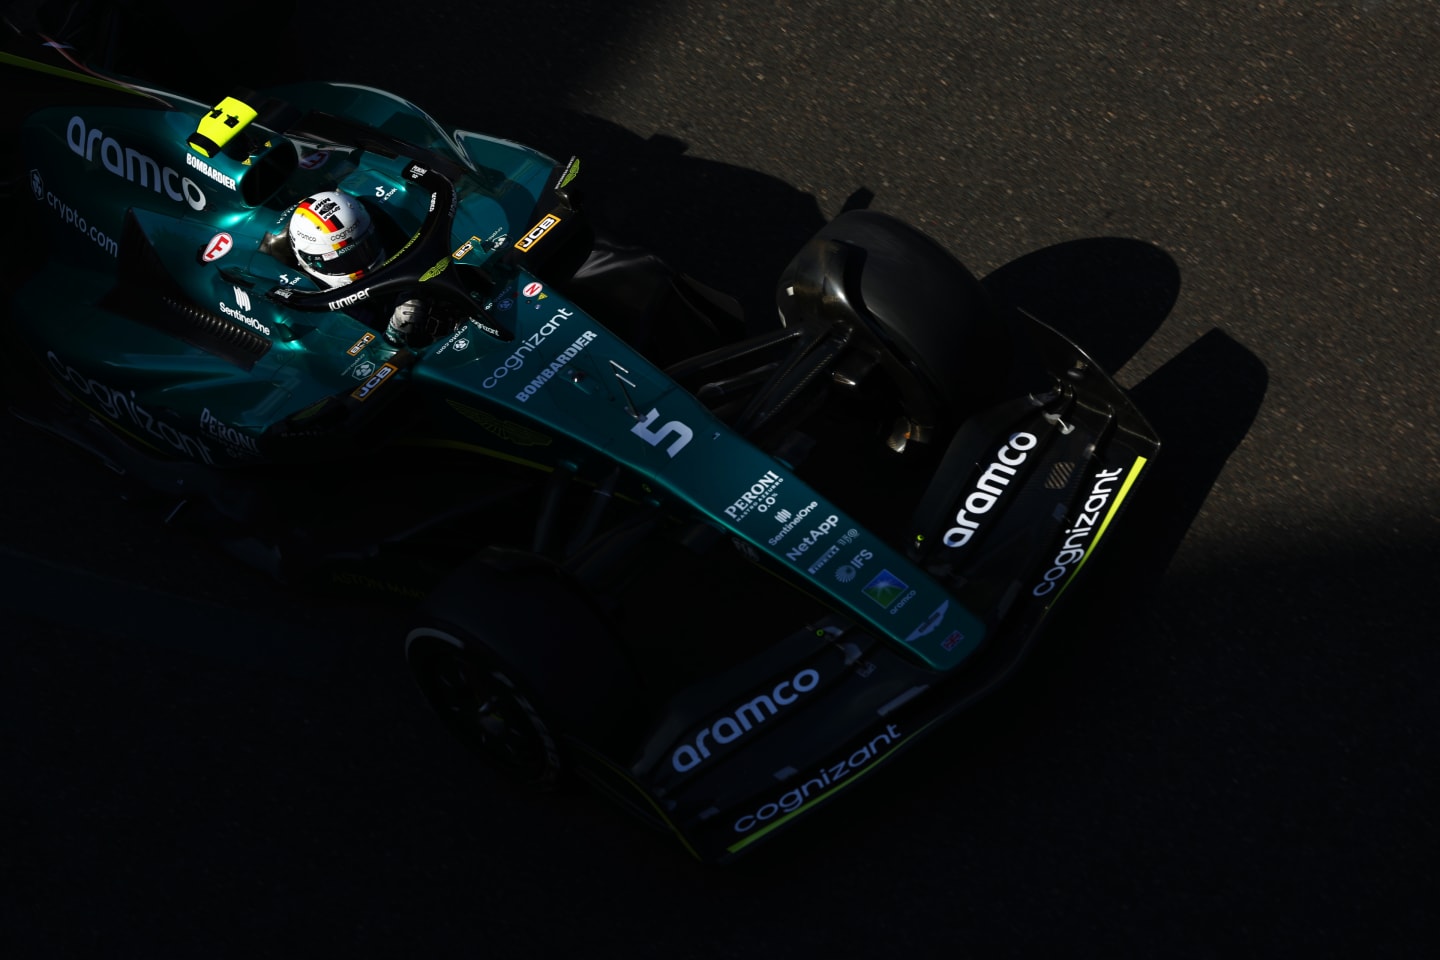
[3,2,1437,956]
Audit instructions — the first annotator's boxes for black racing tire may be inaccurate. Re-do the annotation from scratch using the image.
[405,625,565,790]
[802,209,1012,430]
[404,554,644,789]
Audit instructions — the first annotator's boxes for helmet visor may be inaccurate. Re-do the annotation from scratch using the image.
[296,229,384,280]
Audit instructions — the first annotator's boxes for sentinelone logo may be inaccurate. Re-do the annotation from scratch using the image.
[66,115,207,211]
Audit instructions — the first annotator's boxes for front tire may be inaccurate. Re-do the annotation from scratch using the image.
[404,554,643,788]
[406,626,564,789]
[779,209,1012,438]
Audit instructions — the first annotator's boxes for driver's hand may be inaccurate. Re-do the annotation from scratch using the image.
[384,298,428,346]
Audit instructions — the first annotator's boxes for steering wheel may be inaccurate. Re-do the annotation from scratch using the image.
[265,161,486,314]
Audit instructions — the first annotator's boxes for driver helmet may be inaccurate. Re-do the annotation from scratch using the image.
[288,190,384,288]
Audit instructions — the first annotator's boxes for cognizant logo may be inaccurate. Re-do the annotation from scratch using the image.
[1031,466,1126,597]
[482,308,571,388]
[732,723,902,834]
[670,668,820,772]
[47,350,214,463]
[66,115,207,211]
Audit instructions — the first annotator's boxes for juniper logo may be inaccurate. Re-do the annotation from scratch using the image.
[328,288,371,311]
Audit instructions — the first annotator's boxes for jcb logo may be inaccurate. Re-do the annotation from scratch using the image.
[351,362,398,401]
[514,214,561,252]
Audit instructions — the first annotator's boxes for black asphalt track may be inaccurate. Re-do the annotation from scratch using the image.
[3,2,1436,956]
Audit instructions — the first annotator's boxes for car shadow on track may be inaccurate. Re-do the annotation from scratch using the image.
[734,249,1269,871]
[983,237,1269,595]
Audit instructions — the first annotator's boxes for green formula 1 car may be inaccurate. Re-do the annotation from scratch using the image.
[1,23,1158,862]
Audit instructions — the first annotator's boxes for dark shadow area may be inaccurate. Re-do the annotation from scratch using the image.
[12,4,1434,952]
[463,112,831,329]
[1121,329,1271,577]
[976,327,1269,713]
[981,237,1181,376]
[980,235,1268,599]
[4,1,672,110]
[4,532,1432,958]
[725,527,1438,955]
[717,275,1272,873]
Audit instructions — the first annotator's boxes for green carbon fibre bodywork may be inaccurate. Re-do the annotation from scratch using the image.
[10,65,988,669]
